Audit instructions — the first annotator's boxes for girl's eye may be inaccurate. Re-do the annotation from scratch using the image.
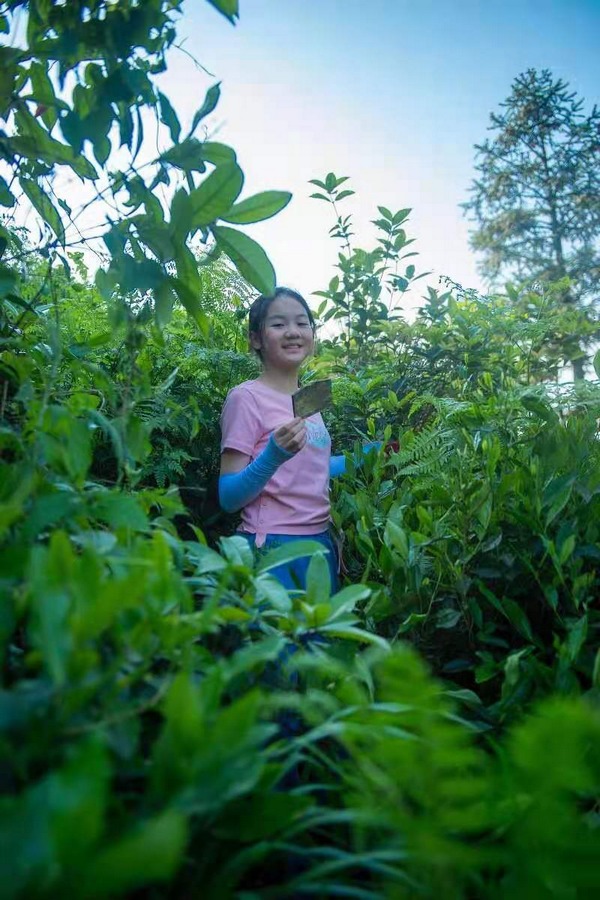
[267,321,312,329]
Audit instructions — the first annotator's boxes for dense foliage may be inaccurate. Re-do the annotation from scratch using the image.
[1,3,599,898]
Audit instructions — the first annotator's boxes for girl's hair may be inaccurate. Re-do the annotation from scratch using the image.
[248,287,316,358]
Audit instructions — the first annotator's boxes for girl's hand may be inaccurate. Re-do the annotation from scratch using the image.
[273,417,307,454]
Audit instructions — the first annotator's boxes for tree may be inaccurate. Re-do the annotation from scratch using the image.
[0,0,291,334]
[463,69,600,376]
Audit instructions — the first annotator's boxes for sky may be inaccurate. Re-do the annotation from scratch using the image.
[155,0,600,313]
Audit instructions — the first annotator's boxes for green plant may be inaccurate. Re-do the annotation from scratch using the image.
[310,172,428,364]
[332,378,600,722]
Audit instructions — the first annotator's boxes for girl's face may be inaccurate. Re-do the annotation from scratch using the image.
[251,296,315,371]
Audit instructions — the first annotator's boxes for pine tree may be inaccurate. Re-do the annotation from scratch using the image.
[463,69,600,376]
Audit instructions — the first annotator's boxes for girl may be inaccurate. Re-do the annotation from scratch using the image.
[219,287,340,592]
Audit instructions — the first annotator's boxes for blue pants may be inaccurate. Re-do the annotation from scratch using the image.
[241,530,339,594]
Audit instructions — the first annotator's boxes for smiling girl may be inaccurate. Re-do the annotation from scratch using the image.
[218,287,338,591]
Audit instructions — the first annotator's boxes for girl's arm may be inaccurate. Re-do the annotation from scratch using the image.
[219,437,293,513]
[218,419,306,514]
[329,441,382,479]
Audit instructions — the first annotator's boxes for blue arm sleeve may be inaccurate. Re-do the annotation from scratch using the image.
[219,433,294,513]
[329,455,346,478]
[329,442,382,479]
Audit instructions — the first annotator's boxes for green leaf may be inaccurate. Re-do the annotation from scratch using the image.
[189,162,244,227]
[592,648,600,688]
[190,82,222,134]
[215,793,311,842]
[521,392,559,424]
[305,552,331,604]
[593,349,600,379]
[212,225,276,295]
[256,540,327,574]
[187,543,228,574]
[397,612,428,633]
[392,208,411,224]
[478,583,534,642]
[91,492,149,532]
[317,623,390,648]
[436,608,462,629]
[170,276,211,335]
[559,533,576,566]
[155,281,175,328]
[28,61,58,129]
[543,474,574,526]
[0,738,109,895]
[220,533,255,568]
[563,615,588,664]
[19,178,64,243]
[12,106,97,179]
[378,206,393,220]
[83,811,187,898]
[206,0,239,23]
[160,138,207,172]
[201,142,237,166]
[221,190,291,225]
[0,264,17,297]
[158,91,181,143]
[384,519,409,560]
[28,534,72,686]
[254,573,292,612]
[327,584,371,622]
[0,175,15,208]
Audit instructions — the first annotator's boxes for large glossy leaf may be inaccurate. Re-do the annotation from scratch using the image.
[189,162,244,227]
[221,190,292,225]
[212,225,276,295]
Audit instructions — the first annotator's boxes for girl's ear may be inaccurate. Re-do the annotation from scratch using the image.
[249,330,262,352]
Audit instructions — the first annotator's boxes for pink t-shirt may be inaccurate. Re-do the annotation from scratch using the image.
[220,379,331,544]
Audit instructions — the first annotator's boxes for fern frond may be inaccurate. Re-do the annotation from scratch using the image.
[393,424,457,480]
